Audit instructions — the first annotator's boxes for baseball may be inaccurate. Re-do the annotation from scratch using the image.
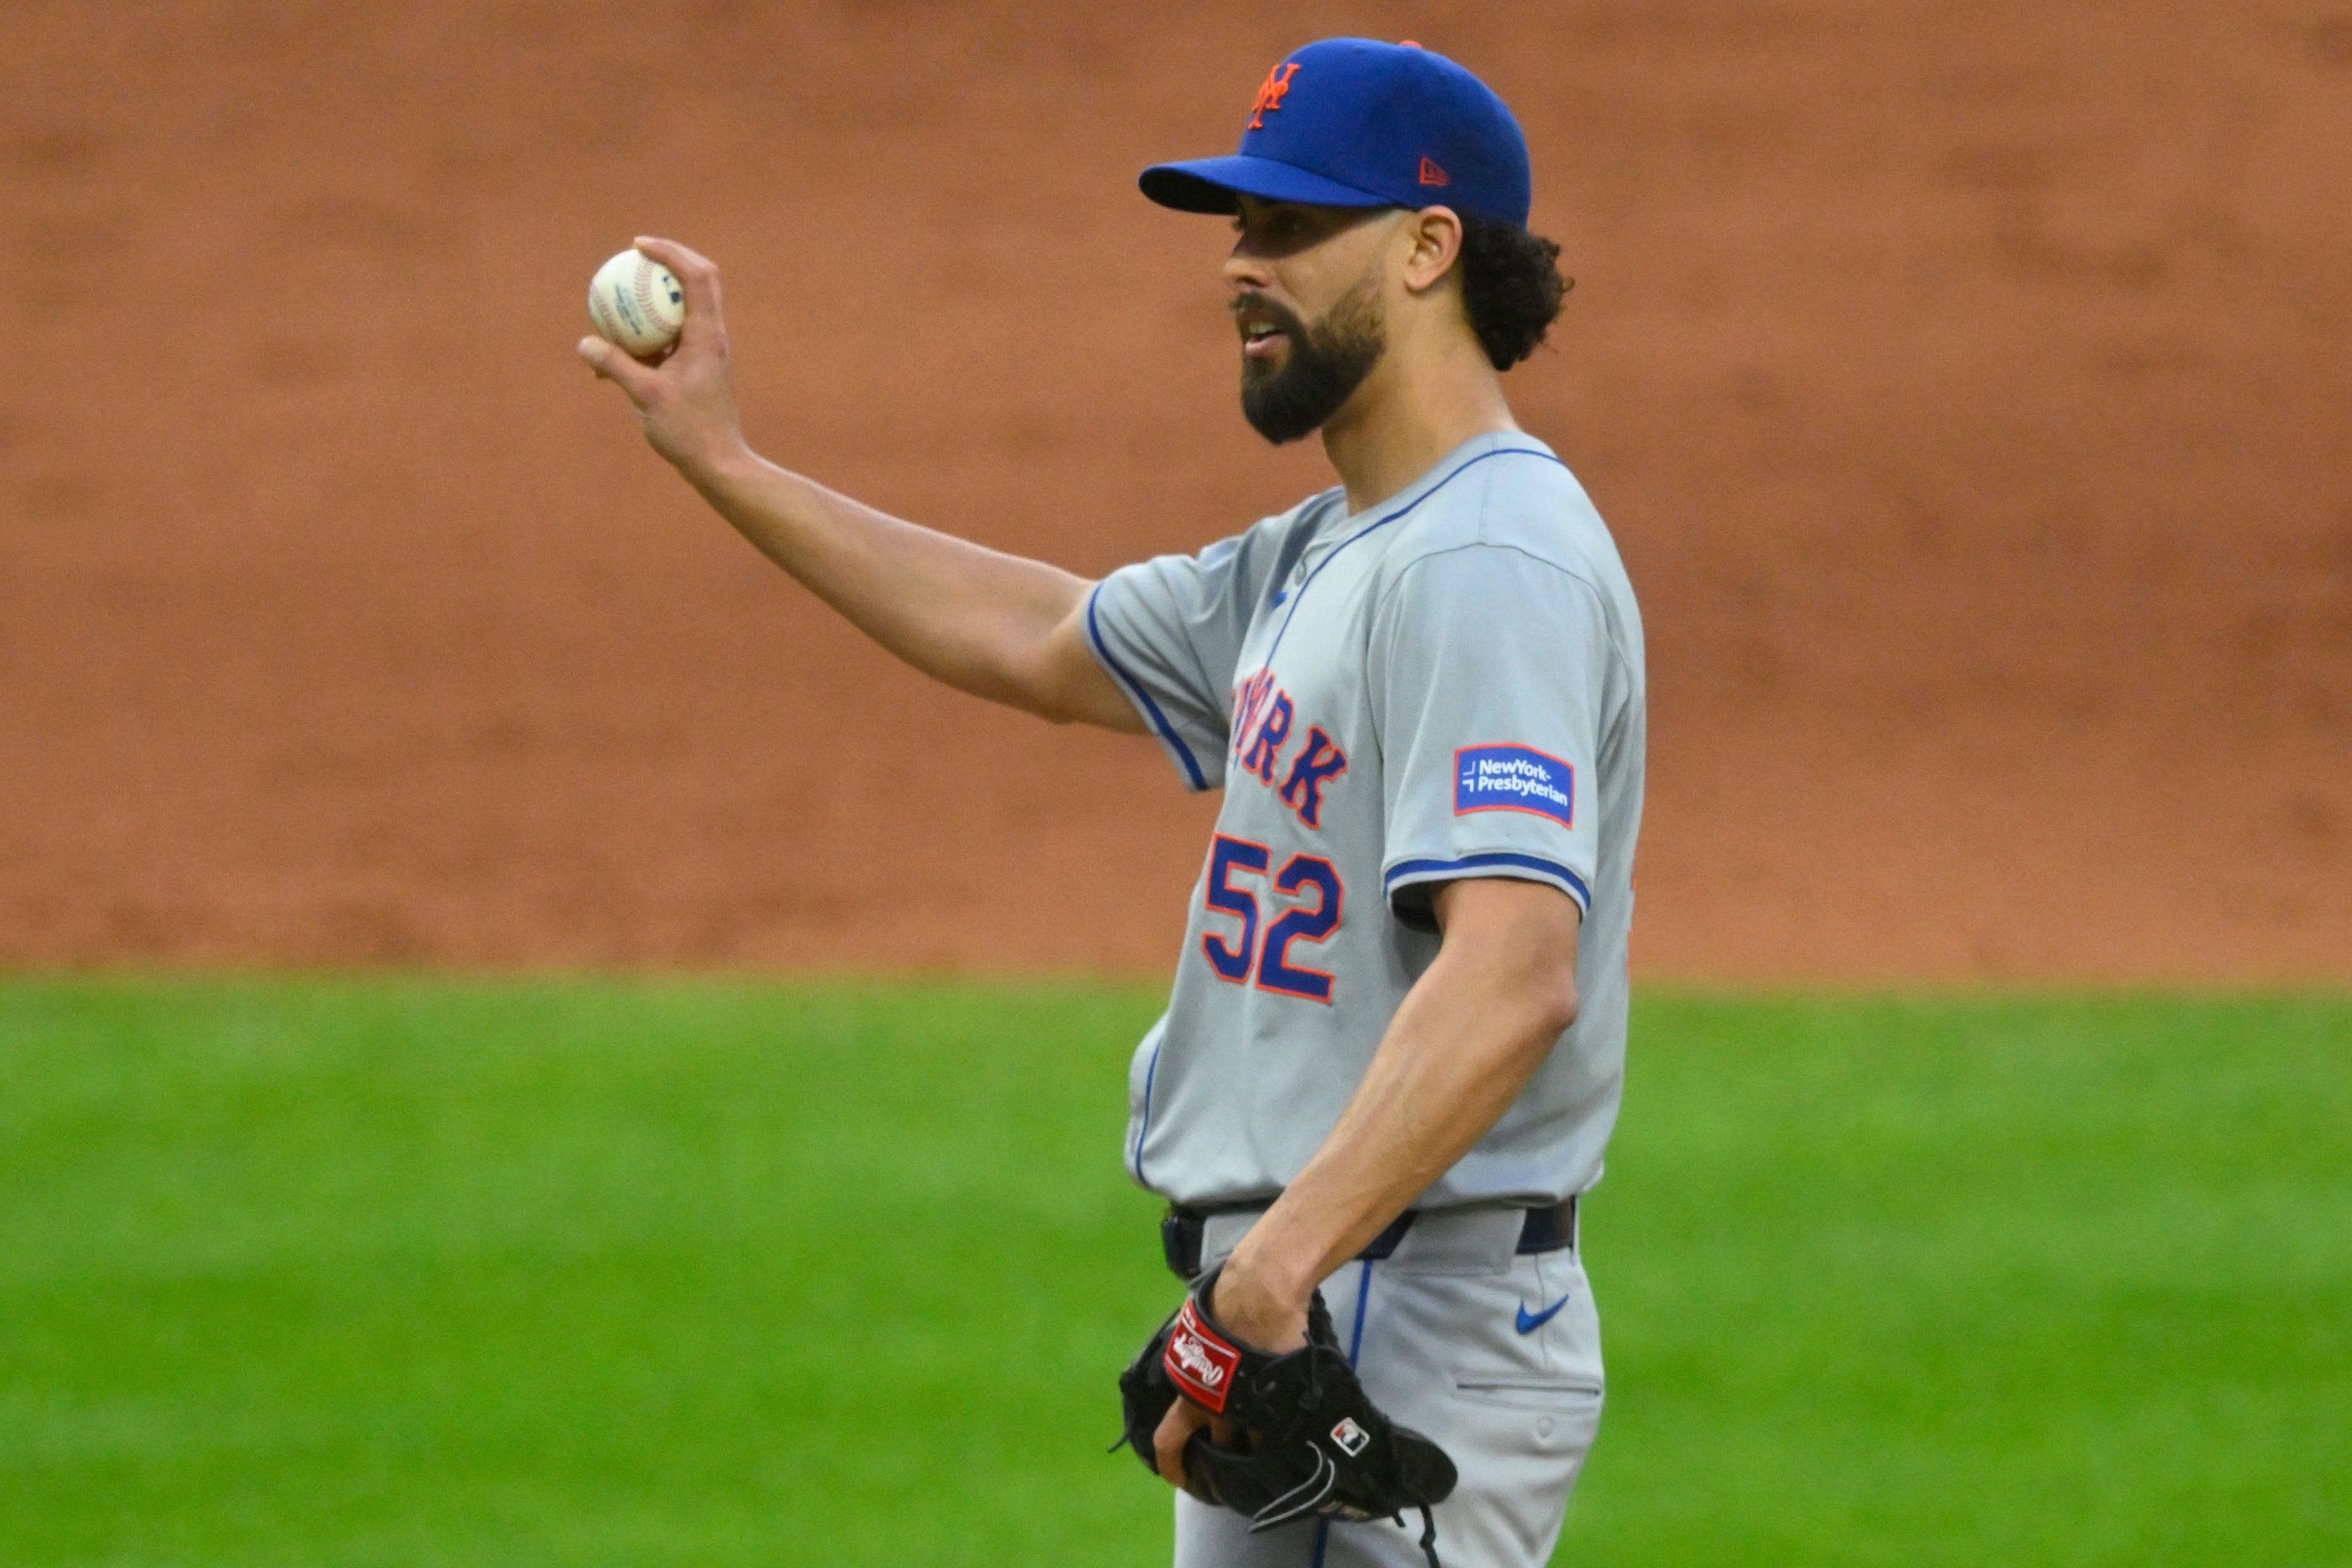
[586,248,686,357]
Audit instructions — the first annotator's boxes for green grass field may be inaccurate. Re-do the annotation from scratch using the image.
[2,979,2346,1566]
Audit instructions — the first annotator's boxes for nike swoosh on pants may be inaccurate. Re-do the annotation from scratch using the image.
[1515,1294,1571,1334]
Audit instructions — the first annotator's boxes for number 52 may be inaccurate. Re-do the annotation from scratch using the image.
[1200,834,1344,1004]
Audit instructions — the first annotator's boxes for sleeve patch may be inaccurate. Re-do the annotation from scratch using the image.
[1454,744,1575,829]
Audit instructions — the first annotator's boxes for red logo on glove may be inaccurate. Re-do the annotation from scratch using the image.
[1164,1298,1241,1413]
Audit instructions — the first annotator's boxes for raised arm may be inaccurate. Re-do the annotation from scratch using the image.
[578,237,1141,732]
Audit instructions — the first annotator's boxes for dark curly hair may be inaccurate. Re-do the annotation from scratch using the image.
[1456,215,1572,371]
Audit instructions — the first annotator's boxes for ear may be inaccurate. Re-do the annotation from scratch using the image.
[1398,206,1466,296]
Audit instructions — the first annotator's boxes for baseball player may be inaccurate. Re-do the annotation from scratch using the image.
[580,37,1643,1568]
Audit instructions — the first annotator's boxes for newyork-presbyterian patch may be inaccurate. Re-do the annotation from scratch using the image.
[1454,744,1575,829]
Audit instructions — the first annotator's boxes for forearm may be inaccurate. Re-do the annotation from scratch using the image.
[1231,959,1561,1297]
[1224,881,1581,1326]
[580,238,1140,732]
[688,447,1113,722]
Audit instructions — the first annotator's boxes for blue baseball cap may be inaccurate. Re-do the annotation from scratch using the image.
[1141,38,1532,229]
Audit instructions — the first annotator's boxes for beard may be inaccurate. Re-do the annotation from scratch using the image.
[1236,276,1387,445]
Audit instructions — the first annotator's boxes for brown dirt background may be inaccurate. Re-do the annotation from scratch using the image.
[4,1,2348,981]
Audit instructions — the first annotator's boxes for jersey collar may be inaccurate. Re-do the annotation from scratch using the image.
[1339,430,1557,524]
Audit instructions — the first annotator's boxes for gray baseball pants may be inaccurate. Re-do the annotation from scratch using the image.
[1171,1206,1604,1568]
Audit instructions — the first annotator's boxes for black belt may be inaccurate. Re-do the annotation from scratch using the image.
[1160,1195,1577,1281]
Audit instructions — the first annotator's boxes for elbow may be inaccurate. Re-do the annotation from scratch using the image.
[1535,969,1580,1041]
[1505,956,1579,1062]
[993,648,1086,726]
[1024,692,1084,727]
[1025,672,1105,727]
[1523,928,1581,1040]
[1498,971,1577,1083]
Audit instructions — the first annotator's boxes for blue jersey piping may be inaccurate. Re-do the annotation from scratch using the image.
[1086,582,1209,791]
[1130,1040,1163,1184]
[1386,851,1592,911]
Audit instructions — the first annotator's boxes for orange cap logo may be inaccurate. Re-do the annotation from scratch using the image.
[1418,156,1451,187]
[1248,62,1301,130]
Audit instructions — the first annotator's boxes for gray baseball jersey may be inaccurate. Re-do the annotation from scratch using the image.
[1087,431,1645,1211]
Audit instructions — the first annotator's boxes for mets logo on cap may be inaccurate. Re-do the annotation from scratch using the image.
[1248,62,1300,129]
[1140,38,1535,230]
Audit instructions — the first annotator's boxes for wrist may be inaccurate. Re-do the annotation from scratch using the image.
[676,433,761,495]
[1219,1236,1316,1322]
[1225,1201,1342,1312]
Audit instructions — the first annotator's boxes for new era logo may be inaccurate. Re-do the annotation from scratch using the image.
[1418,156,1449,186]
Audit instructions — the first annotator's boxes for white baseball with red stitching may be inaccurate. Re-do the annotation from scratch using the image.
[586,248,686,357]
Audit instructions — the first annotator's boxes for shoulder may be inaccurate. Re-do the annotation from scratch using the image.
[1385,441,1625,598]
[1372,442,1644,670]
[1209,486,1346,578]
[1109,486,1342,596]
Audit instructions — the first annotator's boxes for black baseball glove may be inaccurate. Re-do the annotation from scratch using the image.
[1116,1261,1459,1567]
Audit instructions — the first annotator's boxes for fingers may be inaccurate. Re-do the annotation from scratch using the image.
[634,235,726,339]
[1153,1399,1212,1491]
[577,335,656,400]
